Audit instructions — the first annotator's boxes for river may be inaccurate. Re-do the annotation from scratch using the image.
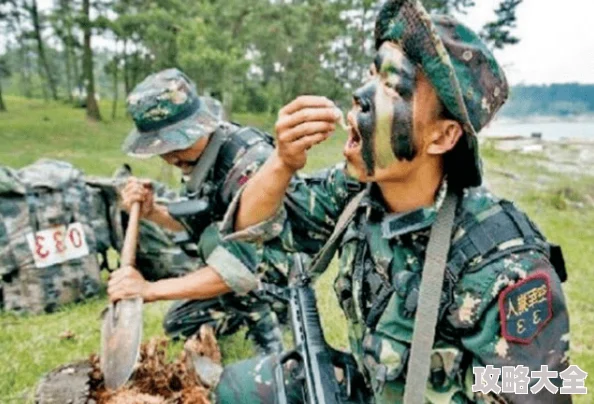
[482,119,594,141]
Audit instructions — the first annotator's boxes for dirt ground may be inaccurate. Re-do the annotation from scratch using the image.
[37,326,222,404]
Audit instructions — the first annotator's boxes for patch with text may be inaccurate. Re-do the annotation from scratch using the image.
[499,271,552,344]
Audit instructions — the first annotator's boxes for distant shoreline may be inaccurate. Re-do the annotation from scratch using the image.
[494,115,594,124]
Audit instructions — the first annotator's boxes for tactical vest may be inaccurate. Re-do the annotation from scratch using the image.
[360,193,567,331]
[180,124,274,239]
[0,159,122,314]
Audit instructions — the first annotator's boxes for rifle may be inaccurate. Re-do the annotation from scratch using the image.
[271,254,368,404]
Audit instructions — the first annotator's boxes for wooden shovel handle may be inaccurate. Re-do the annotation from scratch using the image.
[121,202,141,267]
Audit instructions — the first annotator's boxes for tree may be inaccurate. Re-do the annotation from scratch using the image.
[0,0,525,115]
[24,0,59,100]
[481,0,523,49]
[0,57,10,111]
[82,0,101,120]
[50,0,79,102]
[104,52,121,120]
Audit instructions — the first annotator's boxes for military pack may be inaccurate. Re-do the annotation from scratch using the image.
[0,159,123,314]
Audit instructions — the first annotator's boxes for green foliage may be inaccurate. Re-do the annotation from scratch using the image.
[480,0,522,49]
[1,0,524,114]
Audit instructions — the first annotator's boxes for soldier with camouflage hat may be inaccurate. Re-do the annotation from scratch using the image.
[107,68,286,354]
[214,0,571,402]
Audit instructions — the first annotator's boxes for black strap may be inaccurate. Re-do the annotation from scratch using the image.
[185,126,230,197]
[307,190,367,278]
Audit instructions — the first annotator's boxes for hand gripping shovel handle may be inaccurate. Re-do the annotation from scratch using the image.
[121,202,141,266]
[100,201,144,390]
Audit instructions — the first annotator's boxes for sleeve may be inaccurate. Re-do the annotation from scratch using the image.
[196,223,261,296]
[445,251,571,403]
[220,163,362,255]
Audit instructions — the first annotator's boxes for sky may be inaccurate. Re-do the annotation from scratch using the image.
[7,0,594,86]
[458,0,594,85]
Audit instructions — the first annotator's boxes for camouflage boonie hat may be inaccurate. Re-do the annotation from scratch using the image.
[375,0,509,186]
[122,68,219,157]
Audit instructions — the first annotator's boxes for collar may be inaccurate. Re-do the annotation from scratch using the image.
[361,179,448,239]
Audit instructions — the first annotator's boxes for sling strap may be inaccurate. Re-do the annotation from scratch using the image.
[307,190,367,278]
[403,191,459,404]
[184,126,229,197]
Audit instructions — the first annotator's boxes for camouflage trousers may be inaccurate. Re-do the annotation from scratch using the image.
[213,354,301,404]
[163,293,286,344]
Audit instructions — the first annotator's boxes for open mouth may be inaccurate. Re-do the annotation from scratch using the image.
[345,114,362,150]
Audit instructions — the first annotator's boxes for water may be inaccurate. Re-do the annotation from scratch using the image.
[481,120,594,141]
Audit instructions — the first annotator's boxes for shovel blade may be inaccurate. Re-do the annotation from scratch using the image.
[100,297,143,390]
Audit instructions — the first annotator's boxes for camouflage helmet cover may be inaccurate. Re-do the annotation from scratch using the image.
[374,0,509,186]
[122,68,219,157]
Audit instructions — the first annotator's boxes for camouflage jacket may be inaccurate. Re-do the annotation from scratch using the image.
[176,124,278,295]
[221,163,571,403]
[180,124,274,221]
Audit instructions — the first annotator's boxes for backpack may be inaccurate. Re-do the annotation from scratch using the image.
[0,159,122,314]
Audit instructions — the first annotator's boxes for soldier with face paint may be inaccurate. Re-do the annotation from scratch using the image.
[212,0,572,403]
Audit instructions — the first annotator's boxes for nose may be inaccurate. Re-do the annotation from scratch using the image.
[353,90,371,113]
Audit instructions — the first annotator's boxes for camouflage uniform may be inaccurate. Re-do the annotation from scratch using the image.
[121,68,286,352]
[214,2,571,403]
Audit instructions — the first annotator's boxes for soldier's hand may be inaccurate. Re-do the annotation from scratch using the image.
[274,96,339,172]
[121,177,155,218]
[107,265,153,303]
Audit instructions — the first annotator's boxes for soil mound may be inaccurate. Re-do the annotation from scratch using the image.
[37,326,221,404]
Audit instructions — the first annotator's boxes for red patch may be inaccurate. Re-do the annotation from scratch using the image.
[498,271,553,344]
[237,175,250,186]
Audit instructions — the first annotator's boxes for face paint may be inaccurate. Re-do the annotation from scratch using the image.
[353,83,377,175]
[351,43,417,175]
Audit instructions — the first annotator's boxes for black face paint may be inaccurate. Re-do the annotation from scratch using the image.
[390,92,416,161]
[353,82,378,175]
[351,43,418,175]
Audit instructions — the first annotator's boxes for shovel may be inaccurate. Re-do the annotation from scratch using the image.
[100,201,144,390]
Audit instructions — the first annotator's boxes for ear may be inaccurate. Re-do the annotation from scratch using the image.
[426,120,463,156]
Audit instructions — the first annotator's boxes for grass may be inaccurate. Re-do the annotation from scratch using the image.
[0,96,592,402]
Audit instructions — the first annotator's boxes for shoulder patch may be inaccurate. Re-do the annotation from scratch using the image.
[499,271,552,344]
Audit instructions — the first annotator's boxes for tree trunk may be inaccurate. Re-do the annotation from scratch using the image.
[72,46,81,93]
[0,79,6,112]
[130,51,140,89]
[60,0,74,102]
[37,58,49,101]
[111,57,119,120]
[30,0,59,100]
[82,0,101,121]
[123,40,130,94]
[18,38,33,98]
[64,45,73,102]
[65,0,81,95]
